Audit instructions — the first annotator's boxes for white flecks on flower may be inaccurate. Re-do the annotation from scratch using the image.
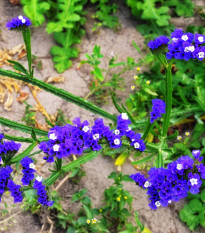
[92,218,97,224]
[168,200,172,204]
[131,139,135,141]
[18,15,23,20]
[114,130,120,135]
[155,201,161,207]
[114,139,120,145]
[181,35,189,41]
[172,37,178,42]
[53,144,60,152]
[93,134,100,140]
[184,46,195,53]
[192,150,200,156]
[177,136,182,140]
[131,85,135,91]
[126,127,131,131]
[144,181,150,188]
[198,36,204,43]
[29,163,35,169]
[22,18,26,24]
[177,163,182,170]
[82,126,89,132]
[198,52,205,59]
[49,133,57,140]
[121,113,128,120]
[134,142,140,149]
[190,178,198,186]
[36,176,43,182]
[185,131,190,136]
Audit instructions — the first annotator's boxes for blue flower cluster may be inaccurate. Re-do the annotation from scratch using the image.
[33,177,53,206]
[130,150,205,210]
[21,157,36,185]
[7,179,23,203]
[148,36,170,50]
[148,29,205,61]
[39,114,146,163]
[0,133,21,156]
[6,15,31,31]
[150,99,166,124]
[0,166,12,202]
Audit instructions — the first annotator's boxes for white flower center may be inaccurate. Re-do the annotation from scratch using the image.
[114,130,120,135]
[49,133,57,140]
[168,200,172,204]
[36,176,42,182]
[29,163,35,169]
[18,15,23,20]
[121,113,128,120]
[181,35,188,41]
[198,52,205,59]
[93,134,99,140]
[134,142,140,149]
[21,19,26,24]
[126,127,131,131]
[114,139,120,145]
[177,164,182,170]
[82,126,89,132]
[155,201,161,207]
[144,181,150,188]
[172,37,178,42]
[184,46,195,53]
[53,144,60,152]
[198,36,204,43]
[190,178,198,186]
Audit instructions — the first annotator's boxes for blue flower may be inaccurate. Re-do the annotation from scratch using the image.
[150,99,166,123]
[6,15,31,31]
[33,177,53,206]
[20,157,36,185]
[7,179,23,203]
[148,36,169,50]
[130,172,148,189]
[0,166,13,202]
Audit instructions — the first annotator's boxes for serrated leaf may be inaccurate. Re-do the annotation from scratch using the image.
[46,0,86,33]
[21,0,50,26]
[50,29,84,73]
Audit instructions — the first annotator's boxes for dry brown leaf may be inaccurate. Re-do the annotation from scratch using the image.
[35,121,49,131]
[4,92,13,111]
[9,44,25,56]
[0,84,6,103]
[18,49,27,59]
[0,48,12,66]
[17,91,29,103]
[46,76,65,83]
[9,0,20,5]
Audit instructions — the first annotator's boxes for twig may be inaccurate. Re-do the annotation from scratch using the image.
[47,216,54,233]
[54,173,71,191]
[0,210,21,225]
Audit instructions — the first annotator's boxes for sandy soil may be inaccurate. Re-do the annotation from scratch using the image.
[0,0,204,233]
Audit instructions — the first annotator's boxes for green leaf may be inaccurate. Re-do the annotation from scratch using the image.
[200,189,205,203]
[165,0,194,17]
[8,141,37,164]
[50,29,84,73]
[93,66,104,81]
[132,41,141,53]
[83,205,93,219]
[7,60,28,75]
[21,0,50,26]
[46,0,86,33]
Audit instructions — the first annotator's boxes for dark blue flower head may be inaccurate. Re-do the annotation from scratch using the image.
[0,134,4,141]
[130,172,149,189]
[7,179,23,203]
[6,15,31,31]
[150,99,166,124]
[192,150,203,162]
[20,157,36,185]
[0,166,13,202]
[148,36,169,51]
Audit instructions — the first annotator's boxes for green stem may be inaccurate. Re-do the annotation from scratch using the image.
[142,118,154,141]
[57,158,62,171]
[162,63,172,137]
[0,116,48,136]
[0,69,117,122]
[156,150,163,168]
[4,134,35,143]
[22,28,32,77]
